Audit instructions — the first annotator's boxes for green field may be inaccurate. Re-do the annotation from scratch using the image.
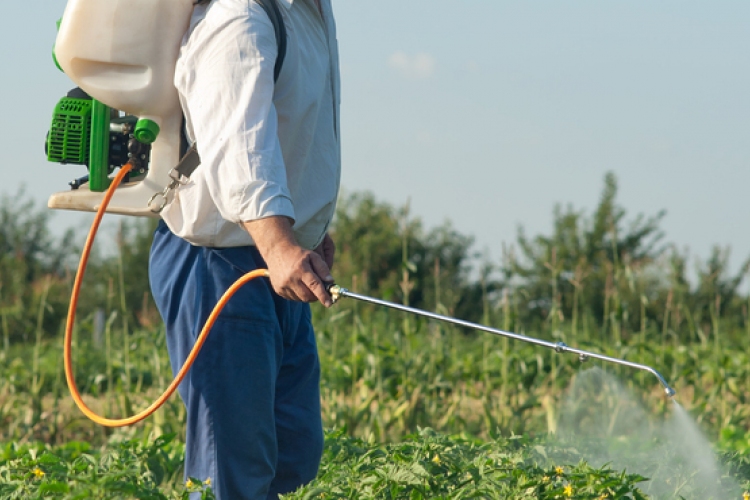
[1,176,749,498]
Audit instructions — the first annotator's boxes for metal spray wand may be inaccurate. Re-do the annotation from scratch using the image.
[328,285,676,398]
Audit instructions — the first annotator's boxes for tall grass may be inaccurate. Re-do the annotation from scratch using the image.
[0,249,748,497]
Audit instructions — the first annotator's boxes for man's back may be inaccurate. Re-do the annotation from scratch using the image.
[163,0,341,250]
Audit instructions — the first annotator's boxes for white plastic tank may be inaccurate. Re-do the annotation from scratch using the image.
[49,0,195,216]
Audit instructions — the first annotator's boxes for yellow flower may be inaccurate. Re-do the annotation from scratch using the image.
[205,477,212,486]
[186,479,195,489]
[431,455,441,465]
[563,484,573,497]
[32,468,44,479]
[744,492,749,500]
[542,475,550,483]
[555,465,564,476]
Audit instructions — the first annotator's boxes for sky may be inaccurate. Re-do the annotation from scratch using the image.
[2,1,749,279]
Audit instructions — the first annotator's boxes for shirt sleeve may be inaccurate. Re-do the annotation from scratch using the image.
[175,1,295,225]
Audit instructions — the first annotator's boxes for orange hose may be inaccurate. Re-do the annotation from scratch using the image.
[64,162,269,427]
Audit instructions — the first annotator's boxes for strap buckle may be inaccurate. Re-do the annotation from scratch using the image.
[148,168,189,214]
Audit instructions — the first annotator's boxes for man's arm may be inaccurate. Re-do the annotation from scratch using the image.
[177,4,296,235]
[243,217,334,307]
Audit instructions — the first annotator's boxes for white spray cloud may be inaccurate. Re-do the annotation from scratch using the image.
[556,367,742,498]
[387,51,437,79]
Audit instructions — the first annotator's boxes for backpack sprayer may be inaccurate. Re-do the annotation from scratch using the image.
[47,0,193,216]
[48,0,675,428]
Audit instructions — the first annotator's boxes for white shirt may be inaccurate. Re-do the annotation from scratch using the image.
[162,0,341,250]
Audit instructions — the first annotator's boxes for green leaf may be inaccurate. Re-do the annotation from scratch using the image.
[39,481,70,493]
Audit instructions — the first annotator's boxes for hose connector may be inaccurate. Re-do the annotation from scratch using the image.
[327,284,345,304]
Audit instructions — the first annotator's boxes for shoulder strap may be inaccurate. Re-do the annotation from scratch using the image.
[177,0,287,179]
[255,0,287,83]
[190,0,286,83]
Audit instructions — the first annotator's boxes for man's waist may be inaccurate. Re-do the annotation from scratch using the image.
[161,198,335,250]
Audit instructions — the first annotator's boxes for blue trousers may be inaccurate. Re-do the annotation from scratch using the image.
[149,222,323,499]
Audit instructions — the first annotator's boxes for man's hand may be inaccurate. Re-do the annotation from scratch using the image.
[314,233,335,271]
[243,217,334,307]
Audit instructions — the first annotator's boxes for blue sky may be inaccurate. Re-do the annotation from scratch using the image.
[3,1,749,277]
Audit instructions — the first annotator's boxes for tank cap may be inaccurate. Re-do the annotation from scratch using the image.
[134,119,160,144]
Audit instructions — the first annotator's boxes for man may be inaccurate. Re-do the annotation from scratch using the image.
[148,0,341,498]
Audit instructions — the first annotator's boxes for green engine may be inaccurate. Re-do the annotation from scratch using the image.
[47,93,92,165]
[46,88,153,192]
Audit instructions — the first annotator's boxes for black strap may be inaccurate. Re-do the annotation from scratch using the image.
[256,0,287,83]
[177,0,286,180]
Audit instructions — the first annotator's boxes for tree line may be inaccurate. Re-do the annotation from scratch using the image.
[2,172,747,345]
